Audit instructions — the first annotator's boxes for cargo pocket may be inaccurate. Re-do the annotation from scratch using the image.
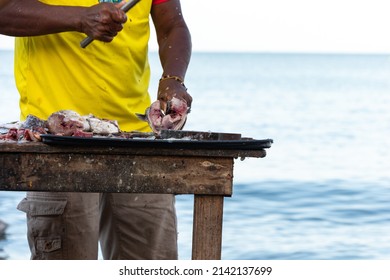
[17,198,67,259]
[36,237,62,253]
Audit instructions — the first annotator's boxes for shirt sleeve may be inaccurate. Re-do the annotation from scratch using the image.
[152,0,169,5]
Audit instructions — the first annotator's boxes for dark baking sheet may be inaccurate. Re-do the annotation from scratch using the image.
[41,135,273,150]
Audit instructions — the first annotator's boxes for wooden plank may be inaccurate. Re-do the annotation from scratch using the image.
[0,153,234,195]
[192,195,224,260]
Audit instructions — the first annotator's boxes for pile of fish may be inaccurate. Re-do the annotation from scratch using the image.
[0,98,189,142]
[0,110,120,142]
[0,116,46,142]
[46,110,120,137]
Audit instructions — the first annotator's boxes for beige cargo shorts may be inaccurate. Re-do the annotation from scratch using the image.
[17,192,178,260]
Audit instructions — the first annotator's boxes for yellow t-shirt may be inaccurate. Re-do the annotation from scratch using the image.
[15,0,153,132]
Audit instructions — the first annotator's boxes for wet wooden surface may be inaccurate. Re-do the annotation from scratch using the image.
[0,142,267,259]
[0,152,234,195]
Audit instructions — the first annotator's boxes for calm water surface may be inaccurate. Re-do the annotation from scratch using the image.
[1,51,390,259]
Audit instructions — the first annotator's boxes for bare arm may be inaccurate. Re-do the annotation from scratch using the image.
[151,0,192,108]
[0,0,127,42]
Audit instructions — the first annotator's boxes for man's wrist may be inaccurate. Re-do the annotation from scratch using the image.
[159,75,187,90]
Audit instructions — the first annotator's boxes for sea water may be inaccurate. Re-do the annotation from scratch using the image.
[1,50,390,260]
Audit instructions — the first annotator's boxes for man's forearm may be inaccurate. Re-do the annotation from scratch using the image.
[0,0,84,36]
[158,24,192,80]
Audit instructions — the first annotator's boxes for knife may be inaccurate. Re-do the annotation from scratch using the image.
[80,0,141,48]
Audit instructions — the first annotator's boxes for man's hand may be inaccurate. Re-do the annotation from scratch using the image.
[157,78,192,113]
[80,1,127,42]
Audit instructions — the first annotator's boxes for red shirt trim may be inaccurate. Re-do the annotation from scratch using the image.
[152,0,169,5]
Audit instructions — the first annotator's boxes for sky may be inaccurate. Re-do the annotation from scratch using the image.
[1,0,390,53]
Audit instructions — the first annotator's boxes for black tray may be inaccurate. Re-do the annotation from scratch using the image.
[41,135,273,150]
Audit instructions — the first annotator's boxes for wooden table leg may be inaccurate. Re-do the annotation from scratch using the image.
[191,195,224,260]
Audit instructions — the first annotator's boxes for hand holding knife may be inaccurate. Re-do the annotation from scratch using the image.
[80,0,141,48]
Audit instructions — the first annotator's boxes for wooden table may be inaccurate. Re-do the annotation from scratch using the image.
[0,142,267,259]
